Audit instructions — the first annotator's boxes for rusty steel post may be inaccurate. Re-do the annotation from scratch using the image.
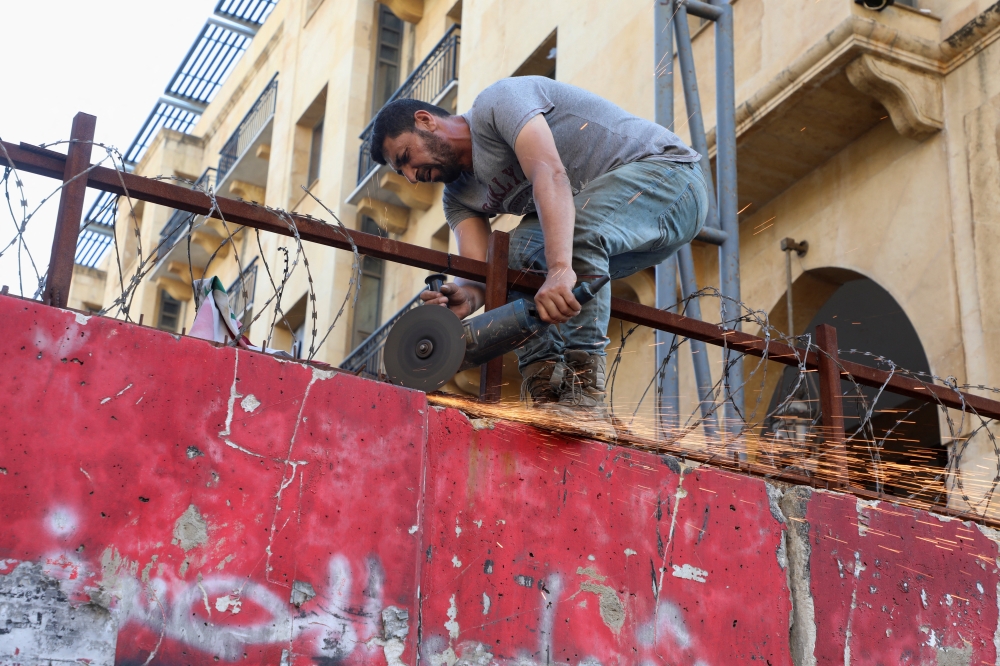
[43,112,96,308]
[479,230,510,402]
[815,323,848,487]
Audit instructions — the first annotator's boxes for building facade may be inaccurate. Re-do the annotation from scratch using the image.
[70,0,1000,513]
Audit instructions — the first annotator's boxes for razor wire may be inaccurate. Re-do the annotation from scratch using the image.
[0,136,362,364]
[2,136,999,525]
[602,286,999,520]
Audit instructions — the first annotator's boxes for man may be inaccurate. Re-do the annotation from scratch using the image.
[370,76,707,421]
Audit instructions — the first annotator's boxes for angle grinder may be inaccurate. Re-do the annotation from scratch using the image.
[383,273,610,392]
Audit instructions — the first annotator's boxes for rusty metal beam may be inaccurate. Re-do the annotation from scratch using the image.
[816,324,848,487]
[42,115,96,307]
[4,137,1000,421]
[479,231,509,403]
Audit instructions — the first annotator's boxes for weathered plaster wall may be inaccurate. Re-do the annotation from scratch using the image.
[3,299,1000,664]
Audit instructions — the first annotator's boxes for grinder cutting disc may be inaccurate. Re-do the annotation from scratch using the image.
[383,305,466,392]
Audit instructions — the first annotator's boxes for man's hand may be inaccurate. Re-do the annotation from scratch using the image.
[514,116,580,324]
[534,266,581,324]
[420,282,478,319]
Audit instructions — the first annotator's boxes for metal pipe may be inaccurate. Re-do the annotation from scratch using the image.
[43,113,96,308]
[678,245,719,440]
[655,258,681,434]
[654,0,680,436]
[672,1,720,231]
[684,0,724,20]
[672,0,723,443]
[712,0,743,452]
[785,248,794,336]
[780,238,808,337]
[695,225,727,245]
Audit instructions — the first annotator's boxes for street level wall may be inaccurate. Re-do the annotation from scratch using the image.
[2,298,999,663]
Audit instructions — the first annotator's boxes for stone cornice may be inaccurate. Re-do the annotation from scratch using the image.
[707,5,1000,150]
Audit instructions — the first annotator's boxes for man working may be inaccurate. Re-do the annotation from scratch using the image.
[370,76,707,422]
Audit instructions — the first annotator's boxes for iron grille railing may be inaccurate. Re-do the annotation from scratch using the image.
[357,25,461,183]
[340,292,423,378]
[215,0,277,28]
[125,102,204,166]
[77,1,275,267]
[218,74,278,182]
[74,225,115,269]
[160,168,217,251]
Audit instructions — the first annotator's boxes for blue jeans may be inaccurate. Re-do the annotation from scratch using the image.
[508,159,708,372]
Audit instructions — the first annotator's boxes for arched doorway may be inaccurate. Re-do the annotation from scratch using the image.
[760,271,944,503]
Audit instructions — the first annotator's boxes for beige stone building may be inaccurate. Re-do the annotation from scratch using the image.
[69,0,1000,510]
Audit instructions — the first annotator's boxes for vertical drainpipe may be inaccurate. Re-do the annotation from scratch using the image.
[712,0,744,455]
[654,0,680,438]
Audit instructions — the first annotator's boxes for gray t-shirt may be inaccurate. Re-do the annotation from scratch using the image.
[442,76,700,229]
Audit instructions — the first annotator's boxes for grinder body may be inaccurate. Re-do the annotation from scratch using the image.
[383,275,609,391]
[458,276,610,371]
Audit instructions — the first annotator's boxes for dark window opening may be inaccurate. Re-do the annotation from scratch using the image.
[512,30,557,79]
[308,120,323,185]
[351,216,387,349]
[372,5,404,116]
[763,277,943,503]
[158,290,182,333]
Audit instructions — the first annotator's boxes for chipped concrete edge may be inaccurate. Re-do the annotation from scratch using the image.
[780,486,818,666]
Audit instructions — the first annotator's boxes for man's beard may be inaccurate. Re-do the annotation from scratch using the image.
[417,129,464,183]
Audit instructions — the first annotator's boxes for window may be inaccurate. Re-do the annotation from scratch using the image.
[307,120,323,186]
[372,5,404,115]
[512,30,557,79]
[293,322,307,359]
[158,290,182,332]
[351,217,387,349]
[431,223,450,253]
[291,87,326,208]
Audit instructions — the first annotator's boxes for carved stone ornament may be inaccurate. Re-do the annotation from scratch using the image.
[846,54,943,140]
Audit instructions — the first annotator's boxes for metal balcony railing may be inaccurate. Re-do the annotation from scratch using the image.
[218,74,278,182]
[357,25,461,184]
[339,292,423,378]
[160,168,217,251]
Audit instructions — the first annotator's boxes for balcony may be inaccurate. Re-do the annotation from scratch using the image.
[147,168,232,302]
[346,25,460,225]
[159,168,217,250]
[216,73,278,200]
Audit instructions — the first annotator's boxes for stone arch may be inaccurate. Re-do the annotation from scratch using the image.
[754,267,944,500]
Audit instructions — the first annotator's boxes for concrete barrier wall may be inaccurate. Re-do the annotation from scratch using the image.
[0,295,997,665]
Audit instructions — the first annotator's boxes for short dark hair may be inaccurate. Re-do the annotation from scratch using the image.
[370,99,450,166]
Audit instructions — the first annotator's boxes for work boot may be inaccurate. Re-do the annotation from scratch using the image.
[555,351,617,441]
[520,359,568,405]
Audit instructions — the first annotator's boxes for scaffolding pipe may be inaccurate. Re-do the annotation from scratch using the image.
[712,0,744,451]
[671,2,721,231]
[677,246,720,439]
[654,0,680,435]
[670,0,722,440]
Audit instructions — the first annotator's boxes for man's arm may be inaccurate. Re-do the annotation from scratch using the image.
[423,115,580,323]
[512,114,580,324]
[419,216,489,318]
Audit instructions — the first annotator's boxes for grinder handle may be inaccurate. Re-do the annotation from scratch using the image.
[571,275,611,305]
[424,273,447,293]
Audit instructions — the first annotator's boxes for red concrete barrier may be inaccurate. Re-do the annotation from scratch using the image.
[0,294,996,664]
